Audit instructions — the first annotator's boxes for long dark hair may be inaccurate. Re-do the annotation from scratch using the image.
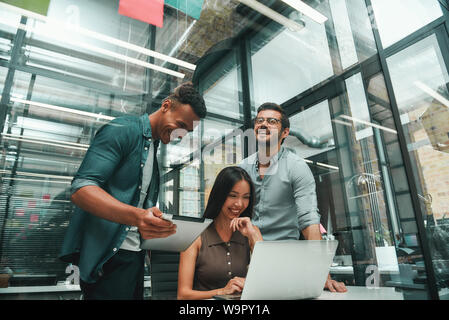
[203,166,255,220]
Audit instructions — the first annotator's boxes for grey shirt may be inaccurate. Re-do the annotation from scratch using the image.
[120,140,155,251]
[239,146,321,241]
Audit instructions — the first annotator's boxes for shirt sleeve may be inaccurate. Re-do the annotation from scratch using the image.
[290,157,321,232]
[71,119,133,195]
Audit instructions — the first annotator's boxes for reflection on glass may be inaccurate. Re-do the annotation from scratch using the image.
[202,66,241,120]
[180,162,201,218]
[0,1,154,287]
[285,100,335,159]
[202,118,243,209]
[0,67,8,94]
[250,0,377,106]
[371,0,443,48]
[316,70,433,299]
[329,0,358,69]
[387,34,449,297]
[251,13,333,106]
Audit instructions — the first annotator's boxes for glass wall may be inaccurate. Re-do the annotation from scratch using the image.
[370,0,443,48]
[250,0,376,107]
[386,33,449,298]
[0,0,151,287]
[245,0,449,300]
[0,0,448,300]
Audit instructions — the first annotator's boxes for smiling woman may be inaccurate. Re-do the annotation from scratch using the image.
[177,166,263,300]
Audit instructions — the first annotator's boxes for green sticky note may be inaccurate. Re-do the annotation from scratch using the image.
[165,0,204,20]
[0,0,51,16]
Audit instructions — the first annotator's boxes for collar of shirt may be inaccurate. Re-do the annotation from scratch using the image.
[207,225,247,247]
[141,113,160,148]
[255,146,286,172]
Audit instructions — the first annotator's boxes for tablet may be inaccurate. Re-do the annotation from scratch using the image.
[140,214,213,252]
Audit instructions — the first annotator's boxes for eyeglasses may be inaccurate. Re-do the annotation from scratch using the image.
[254,117,282,126]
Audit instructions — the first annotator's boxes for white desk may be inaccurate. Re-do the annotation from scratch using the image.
[330,265,400,275]
[0,280,151,299]
[315,286,404,300]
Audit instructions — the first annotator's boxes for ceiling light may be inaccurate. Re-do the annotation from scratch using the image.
[316,162,339,170]
[1,177,71,184]
[339,115,397,134]
[414,81,449,108]
[331,118,353,127]
[1,133,89,151]
[0,1,195,73]
[16,23,186,79]
[10,96,116,121]
[281,0,328,24]
[0,169,73,180]
[302,158,339,170]
[237,0,305,32]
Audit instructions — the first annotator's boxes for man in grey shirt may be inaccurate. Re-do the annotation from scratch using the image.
[239,102,346,293]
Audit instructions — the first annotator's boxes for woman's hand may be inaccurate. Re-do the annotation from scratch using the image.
[230,217,263,251]
[230,217,257,238]
[218,277,246,295]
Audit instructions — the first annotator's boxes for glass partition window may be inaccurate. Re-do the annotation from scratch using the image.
[387,34,449,298]
[250,0,376,107]
[201,118,243,209]
[370,0,443,48]
[285,69,433,299]
[179,161,201,218]
[0,0,153,287]
[0,67,8,95]
[250,14,334,107]
[284,100,335,159]
[202,66,241,120]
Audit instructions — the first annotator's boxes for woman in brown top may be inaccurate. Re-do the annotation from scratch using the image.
[177,166,263,300]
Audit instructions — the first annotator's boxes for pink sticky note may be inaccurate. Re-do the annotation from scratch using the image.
[118,0,164,28]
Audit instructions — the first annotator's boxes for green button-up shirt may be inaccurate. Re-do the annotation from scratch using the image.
[59,114,160,283]
[239,147,321,241]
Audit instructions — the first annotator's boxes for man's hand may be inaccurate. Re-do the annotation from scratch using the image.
[324,274,347,292]
[137,207,177,239]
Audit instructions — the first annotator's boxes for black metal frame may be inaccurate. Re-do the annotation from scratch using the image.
[188,0,449,299]
[1,0,448,299]
[361,0,449,300]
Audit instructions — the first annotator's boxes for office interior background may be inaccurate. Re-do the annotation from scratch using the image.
[0,0,449,300]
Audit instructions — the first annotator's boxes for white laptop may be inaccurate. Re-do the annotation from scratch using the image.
[214,240,338,300]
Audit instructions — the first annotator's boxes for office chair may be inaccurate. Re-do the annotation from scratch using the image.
[149,250,180,300]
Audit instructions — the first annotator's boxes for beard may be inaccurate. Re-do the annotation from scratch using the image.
[256,127,282,163]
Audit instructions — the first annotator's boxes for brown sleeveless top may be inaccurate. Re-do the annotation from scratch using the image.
[193,223,251,291]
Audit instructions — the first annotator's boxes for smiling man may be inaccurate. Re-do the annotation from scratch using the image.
[59,82,206,300]
[239,102,347,293]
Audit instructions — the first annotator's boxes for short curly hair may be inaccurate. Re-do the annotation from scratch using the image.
[167,82,207,119]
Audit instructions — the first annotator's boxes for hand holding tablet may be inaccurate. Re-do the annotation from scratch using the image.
[137,207,177,240]
[140,213,212,252]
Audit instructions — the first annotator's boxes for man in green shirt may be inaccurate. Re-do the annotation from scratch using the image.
[60,82,207,299]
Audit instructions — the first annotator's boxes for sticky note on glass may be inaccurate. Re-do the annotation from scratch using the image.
[118,0,165,28]
[0,0,51,16]
[165,0,204,20]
